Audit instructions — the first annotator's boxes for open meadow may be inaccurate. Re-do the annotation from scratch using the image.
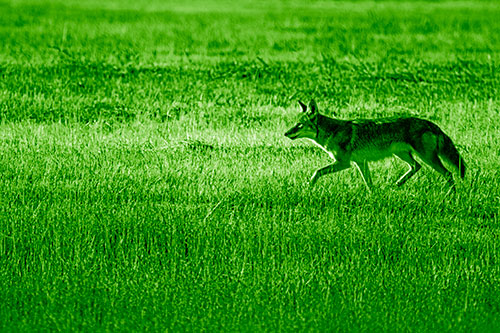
[1,0,500,331]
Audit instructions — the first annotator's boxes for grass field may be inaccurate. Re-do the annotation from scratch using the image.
[1,0,500,331]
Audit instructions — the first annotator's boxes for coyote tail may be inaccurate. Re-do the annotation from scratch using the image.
[438,133,466,179]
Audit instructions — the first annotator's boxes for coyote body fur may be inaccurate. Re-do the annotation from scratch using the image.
[285,100,465,190]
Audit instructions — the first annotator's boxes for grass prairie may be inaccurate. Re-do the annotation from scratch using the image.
[0,0,500,331]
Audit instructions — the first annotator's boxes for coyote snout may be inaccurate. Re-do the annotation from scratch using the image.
[285,99,466,191]
[284,121,316,140]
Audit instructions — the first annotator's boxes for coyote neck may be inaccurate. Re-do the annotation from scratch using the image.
[313,115,350,146]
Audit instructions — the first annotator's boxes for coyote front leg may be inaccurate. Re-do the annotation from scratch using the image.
[353,160,373,192]
[310,161,350,186]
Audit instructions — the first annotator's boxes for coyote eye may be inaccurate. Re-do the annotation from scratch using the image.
[297,123,303,129]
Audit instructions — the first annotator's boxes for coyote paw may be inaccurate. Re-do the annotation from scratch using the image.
[309,174,319,187]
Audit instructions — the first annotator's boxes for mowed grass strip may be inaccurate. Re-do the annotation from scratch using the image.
[1,58,499,122]
[0,0,500,331]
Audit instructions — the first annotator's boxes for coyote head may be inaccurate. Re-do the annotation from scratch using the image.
[284,99,319,140]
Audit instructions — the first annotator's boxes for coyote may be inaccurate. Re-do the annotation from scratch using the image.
[284,99,465,191]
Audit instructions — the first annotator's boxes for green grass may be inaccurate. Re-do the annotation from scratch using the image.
[1,0,500,331]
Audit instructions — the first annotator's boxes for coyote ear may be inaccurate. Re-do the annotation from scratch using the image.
[298,100,307,112]
[309,99,318,114]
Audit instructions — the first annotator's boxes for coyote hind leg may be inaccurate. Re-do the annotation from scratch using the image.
[395,152,421,186]
[414,151,455,189]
